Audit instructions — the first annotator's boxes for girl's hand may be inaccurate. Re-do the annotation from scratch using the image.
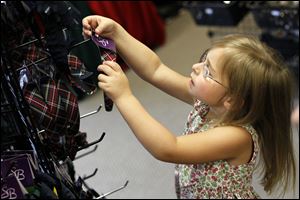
[97,61,132,102]
[82,15,117,39]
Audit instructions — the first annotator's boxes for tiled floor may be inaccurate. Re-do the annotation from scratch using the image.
[74,9,299,199]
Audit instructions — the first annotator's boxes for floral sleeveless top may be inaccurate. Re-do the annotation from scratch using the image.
[175,100,260,199]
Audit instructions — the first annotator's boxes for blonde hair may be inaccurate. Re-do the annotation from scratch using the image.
[212,34,296,195]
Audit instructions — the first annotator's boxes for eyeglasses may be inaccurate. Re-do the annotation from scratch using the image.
[199,49,227,88]
[202,64,226,88]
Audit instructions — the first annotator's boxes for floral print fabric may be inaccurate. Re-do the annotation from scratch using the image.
[175,100,260,199]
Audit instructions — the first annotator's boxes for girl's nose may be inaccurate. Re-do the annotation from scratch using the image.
[192,63,202,74]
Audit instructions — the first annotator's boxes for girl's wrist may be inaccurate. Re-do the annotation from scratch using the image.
[115,93,134,107]
[113,23,127,46]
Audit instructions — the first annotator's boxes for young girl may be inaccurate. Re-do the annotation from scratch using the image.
[82,15,297,198]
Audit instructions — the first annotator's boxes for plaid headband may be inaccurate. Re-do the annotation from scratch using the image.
[4,15,90,160]
[91,33,117,111]
[21,43,87,160]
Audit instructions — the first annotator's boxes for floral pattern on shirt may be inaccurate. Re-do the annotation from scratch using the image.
[175,100,260,199]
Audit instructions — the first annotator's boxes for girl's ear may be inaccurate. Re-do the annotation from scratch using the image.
[223,96,245,111]
[223,97,232,110]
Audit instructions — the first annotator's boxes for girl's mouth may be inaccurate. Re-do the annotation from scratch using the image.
[190,78,194,86]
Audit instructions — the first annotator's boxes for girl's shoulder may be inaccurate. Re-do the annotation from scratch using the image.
[215,124,259,145]
[240,124,259,142]
[210,124,259,164]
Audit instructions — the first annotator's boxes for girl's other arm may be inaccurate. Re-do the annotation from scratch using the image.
[113,22,193,105]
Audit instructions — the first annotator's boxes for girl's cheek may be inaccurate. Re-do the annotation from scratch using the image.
[192,79,209,98]
[194,77,206,91]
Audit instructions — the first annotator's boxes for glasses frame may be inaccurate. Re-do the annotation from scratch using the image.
[199,49,227,89]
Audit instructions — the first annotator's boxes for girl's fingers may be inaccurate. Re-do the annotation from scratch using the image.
[97,73,109,83]
[98,61,123,75]
[98,64,115,76]
[98,81,107,90]
[103,61,122,72]
[82,16,102,36]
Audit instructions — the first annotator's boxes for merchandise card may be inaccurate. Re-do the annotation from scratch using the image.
[1,155,35,187]
[91,32,116,52]
[1,174,28,199]
[1,150,38,170]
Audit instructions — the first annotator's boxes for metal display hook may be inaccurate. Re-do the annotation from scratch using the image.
[73,145,98,160]
[82,168,98,181]
[96,180,129,199]
[77,132,106,151]
[80,104,102,119]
